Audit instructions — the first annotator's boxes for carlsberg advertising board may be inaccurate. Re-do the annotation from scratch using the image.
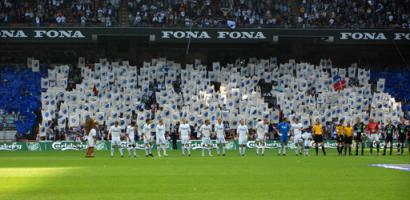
[0,140,405,152]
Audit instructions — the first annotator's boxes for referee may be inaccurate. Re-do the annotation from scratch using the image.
[312,118,326,156]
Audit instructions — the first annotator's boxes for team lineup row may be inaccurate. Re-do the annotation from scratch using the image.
[82,117,410,158]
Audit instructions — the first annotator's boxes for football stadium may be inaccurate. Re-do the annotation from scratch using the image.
[0,0,410,200]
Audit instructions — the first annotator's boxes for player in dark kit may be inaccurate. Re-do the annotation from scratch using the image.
[353,117,366,156]
[343,121,354,156]
[396,118,407,155]
[383,120,395,156]
[335,119,345,156]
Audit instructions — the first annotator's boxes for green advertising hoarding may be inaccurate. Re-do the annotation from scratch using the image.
[0,140,406,152]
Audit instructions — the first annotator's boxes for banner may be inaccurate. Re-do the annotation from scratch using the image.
[0,140,406,151]
[1,28,409,44]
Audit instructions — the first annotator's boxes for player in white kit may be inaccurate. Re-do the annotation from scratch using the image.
[291,117,304,156]
[302,131,312,156]
[199,119,213,157]
[85,118,97,158]
[142,119,154,157]
[214,118,226,156]
[126,121,137,157]
[108,121,124,157]
[179,118,191,156]
[255,119,268,156]
[156,119,168,157]
[237,119,249,156]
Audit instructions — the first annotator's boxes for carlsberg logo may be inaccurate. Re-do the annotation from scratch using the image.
[52,142,87,151]
[0,143,23,151]
[27,142,41,151]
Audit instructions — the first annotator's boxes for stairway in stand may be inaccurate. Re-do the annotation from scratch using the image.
[118,0,129,26]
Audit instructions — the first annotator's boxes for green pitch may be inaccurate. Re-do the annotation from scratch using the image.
[0,149,409,200]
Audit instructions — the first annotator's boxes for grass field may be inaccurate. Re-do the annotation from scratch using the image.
[0,149,409,200]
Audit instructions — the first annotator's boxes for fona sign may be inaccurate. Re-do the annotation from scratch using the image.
[340,32,410,40]
[0,29,85,38]
[161,31,266,40]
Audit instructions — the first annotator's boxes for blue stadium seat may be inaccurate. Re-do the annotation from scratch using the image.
[0,65,46,135]
[371,69,410,112]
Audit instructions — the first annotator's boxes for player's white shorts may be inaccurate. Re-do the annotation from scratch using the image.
[294,136,303,144]
[181,137,190,145]
[111,139,121,147]
[238,137,248,145]
[144,136,153,144]
[156,137,167,145]
[303,140,311,147]
[216,137,225,144]
[87,138,95,147]
[201,137,211,146]
[369,134,380,142]
[256,136,265,143]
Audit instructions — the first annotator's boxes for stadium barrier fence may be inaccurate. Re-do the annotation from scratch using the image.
[0,140,406,151]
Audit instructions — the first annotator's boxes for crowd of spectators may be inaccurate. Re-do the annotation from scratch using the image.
[1,0,409,28]
[128,0,410,28]
[296,0,410,29]
[127,0,292,27]
[0,0,120,27]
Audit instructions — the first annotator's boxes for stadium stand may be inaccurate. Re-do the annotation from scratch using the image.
[1,0,409,28]
[36,58,406,141]
[0,65,44,137]
[0,0,120,26]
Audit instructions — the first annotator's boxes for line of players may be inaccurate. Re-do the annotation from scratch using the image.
[101,116,410,157]
[334,117,410,156]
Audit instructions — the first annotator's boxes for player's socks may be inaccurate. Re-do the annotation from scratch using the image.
[361,145,364,156]
[145,147,149,156]
[208,148,212,156]
[202,149,205,157]
[340,146,344,156]
[261,147,265,155]
[321,146,326,155]
[344,146,347,155]
[400,144,404,155]
[315,146,319,155]
[389,145,392,155]
[256,147,260,155]
[157,147,161,157]
[133,148,137,157]
[355,145,359,155]
[187,147,191,156]
[119,148,124,157]
[110,148,114,157]
[337,146,340,155]
[349,147,352,155]
[397,144,401,154]
[283,145,287,155]
[376,144,380,155]
[370,144,373,155]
